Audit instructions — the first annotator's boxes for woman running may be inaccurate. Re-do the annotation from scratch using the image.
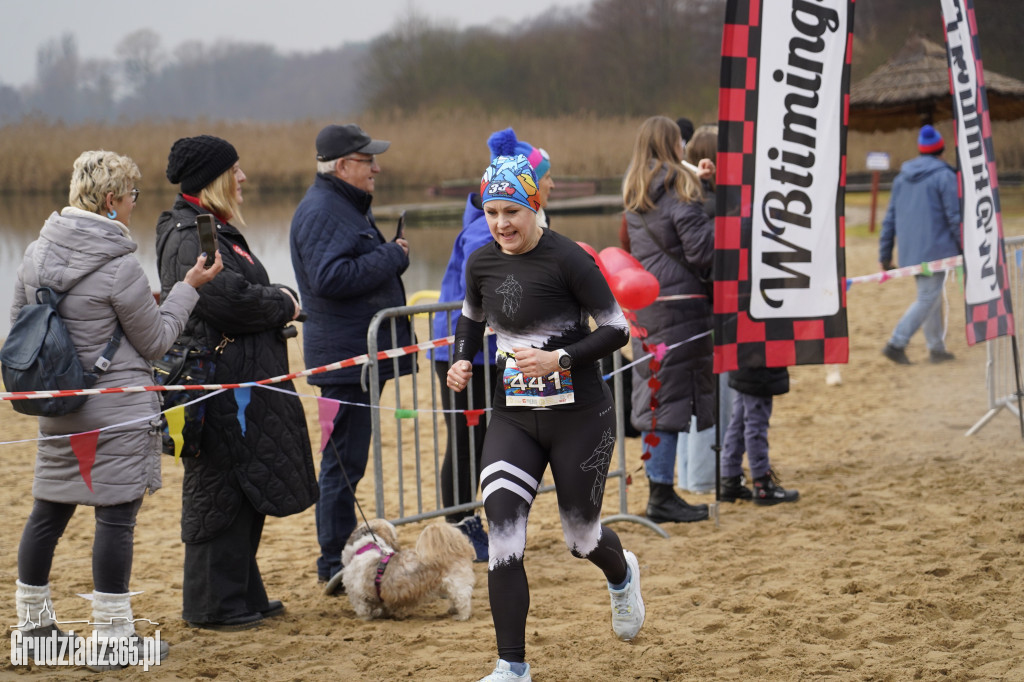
[447,154,643,682]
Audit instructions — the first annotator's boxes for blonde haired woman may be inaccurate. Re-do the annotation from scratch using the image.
[12,150,221,670]
[623,115,716,524]
[156,135,317,631]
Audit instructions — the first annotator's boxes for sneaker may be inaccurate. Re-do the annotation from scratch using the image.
[477,659,532,681]
[752,470,799,506]
[17,624,77,663]
[882,343,911,365]
[929,349,956,363]
[609,549,645,641]
[719,475,753,502]
[457,515,489,563]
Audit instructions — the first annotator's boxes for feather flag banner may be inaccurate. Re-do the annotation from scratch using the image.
[714,0,854,372]
[940,0,1015,343]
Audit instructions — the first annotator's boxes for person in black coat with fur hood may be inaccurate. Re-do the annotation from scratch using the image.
[156,135,318,631]
[719,366,799,506]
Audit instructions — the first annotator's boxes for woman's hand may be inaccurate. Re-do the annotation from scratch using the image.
[696,158,715,181]
[511,347,559,378]
[183,251,223,289]
[446,360,473,392]
[280,287,301,320]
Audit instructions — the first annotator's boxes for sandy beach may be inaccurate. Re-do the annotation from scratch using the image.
[2,220,1024,682]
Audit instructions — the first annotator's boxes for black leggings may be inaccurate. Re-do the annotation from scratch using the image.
[481,397,627,663]
[434,361,496,522]
[18,497,144,593]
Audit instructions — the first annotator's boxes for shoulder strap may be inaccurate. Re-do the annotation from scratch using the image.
[36,286,124,378]
[90,327,123,374]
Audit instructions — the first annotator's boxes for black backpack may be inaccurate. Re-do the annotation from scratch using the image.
[1,287,122,417]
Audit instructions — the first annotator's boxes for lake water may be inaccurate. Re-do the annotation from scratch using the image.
[0,190,624,338]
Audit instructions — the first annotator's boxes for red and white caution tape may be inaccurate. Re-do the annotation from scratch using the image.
[1,335,458,404]
[4,256,964,408]
[847,255,963,286]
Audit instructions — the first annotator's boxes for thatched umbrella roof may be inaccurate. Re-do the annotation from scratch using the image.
[849,35,1024,132]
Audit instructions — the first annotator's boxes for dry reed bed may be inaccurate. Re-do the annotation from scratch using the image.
[3,115,1023,196]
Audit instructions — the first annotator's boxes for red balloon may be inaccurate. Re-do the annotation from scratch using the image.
[610,268,660,310]
[577,241,611,282]
[576,241,599,260]
[599,246,643,276]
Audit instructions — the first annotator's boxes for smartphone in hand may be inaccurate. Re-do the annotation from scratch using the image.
[394,210,406,241]
[196,214,218,268]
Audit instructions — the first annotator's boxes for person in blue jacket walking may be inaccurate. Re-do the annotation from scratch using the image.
[879,125,962,365]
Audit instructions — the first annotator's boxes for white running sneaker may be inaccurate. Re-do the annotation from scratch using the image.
[609,549,645,641]
[476,659,532,681]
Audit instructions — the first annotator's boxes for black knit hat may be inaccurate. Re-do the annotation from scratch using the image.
[675,117,695,145]
[166,135,239,194]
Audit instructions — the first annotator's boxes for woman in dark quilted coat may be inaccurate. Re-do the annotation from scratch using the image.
[156,135,318,631]
[623,116,716,525]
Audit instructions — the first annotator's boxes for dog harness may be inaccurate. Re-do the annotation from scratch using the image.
[355,542,393,600]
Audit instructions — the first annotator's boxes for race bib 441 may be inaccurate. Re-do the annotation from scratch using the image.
[502,358,574,407]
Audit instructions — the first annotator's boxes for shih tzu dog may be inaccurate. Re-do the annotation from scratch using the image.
[338,518,476,621]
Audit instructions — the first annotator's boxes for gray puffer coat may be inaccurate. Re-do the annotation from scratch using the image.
[626,168,716,433]
[11,207,199,505]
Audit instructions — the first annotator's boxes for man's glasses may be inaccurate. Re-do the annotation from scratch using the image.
[343,156,375,165]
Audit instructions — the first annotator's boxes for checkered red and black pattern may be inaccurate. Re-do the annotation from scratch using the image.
[712,0,853,373]
[944,0,1015,344]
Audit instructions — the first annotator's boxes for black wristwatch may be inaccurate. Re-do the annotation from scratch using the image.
[556,349,572,370]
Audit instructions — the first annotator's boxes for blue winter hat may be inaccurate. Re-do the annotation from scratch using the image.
[918,125,944,154]
[487,128,551,181]
[479,155,541,213]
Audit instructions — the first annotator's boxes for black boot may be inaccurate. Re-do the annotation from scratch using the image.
[719,475,753,502]
[752,470,799,506]
[645,481,709,523]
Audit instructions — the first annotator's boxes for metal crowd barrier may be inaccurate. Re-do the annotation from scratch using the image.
[966,235,1024,436]
[364,302,663,536]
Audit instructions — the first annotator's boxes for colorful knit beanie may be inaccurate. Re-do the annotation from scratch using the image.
[487,128,551,181]
[918,125,944,155]
[480,155,541,213]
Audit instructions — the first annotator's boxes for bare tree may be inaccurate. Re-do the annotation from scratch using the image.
[28,34,80,120]
[116,29,164,95]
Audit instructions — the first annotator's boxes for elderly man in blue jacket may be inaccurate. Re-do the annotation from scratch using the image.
[879,125,962,365]
[290,124,414,589]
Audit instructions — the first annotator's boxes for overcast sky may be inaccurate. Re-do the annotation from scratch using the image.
[2,0,586,88]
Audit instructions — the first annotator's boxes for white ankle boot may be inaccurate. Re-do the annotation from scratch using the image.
[88,590,169,671]
[13,580,76,664]
[15,580,55,631]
